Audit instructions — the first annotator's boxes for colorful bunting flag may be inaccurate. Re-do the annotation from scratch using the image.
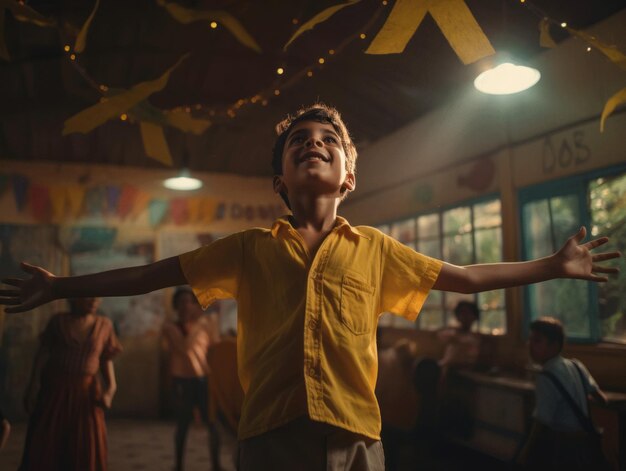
[170,197,189,225]
[29,184,50,222]
[148,199,169,227]
[117,185,139,219]
[11,174,29,211]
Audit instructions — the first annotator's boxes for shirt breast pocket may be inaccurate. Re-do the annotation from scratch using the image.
[340,274,375,335]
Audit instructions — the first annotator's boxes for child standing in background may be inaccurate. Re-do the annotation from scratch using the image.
[162,286,221,471]
[19,297,121,471]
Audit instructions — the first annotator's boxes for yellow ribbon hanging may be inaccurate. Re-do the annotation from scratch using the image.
[157,0,261,53]
[74,0,100,53]
[283,0,361,51]
[139,122,173,166]
[539,18,556,48]
[366,0,494,65]
[63,53,190,135]
[600,86,626,132]
[568,28,626,72]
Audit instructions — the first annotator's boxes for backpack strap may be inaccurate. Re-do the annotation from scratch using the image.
[539,365,597,436]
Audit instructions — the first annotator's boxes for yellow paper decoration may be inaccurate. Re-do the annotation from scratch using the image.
[48,185,85,220]
[366,0,495,65]
[63,53,189,135]
[283,0,361,51]
[157,0,261,53]
[186,197,202,223]
[49,186,67,220]
[600,86,626,132]
[139,122,173,166]
[1,0,55,27]
[539,18,556,48]
[130,101,211,135]
[568,28,626,72]
[65,185,86,218]
[74,0,100,53]
[199,197,218,224]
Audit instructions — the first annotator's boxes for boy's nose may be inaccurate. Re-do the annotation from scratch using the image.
[305,137,323,148]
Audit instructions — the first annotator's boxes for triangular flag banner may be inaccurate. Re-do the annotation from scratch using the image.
[366,0,494,64]
[65,185,86,218]
[84,186,105,215]
[186,197,202,223]
[29,184,50,222]
[49,185,67,220]
[199,197,218,224]
[148,199,169,227]
[12,174,29,211]
[600,86,626,132]
[105,185,122,214]
[170,198,189,225]
[117,185,139,219]
[139,122,173,166]
[129,190,151,220]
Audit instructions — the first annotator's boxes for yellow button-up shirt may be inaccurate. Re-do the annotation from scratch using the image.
[179,216,442,440]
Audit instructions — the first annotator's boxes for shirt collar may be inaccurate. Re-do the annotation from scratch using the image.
[270,215,370,240]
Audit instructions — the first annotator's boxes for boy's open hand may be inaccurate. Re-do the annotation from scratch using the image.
[555,227,621,281]
[0,262,56,314]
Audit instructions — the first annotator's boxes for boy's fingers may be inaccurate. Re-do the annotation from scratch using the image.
[0,298,21,306]
[5,304,30,314]
[574,226,587,242]
[0,289,20,297]
[592,265,619,274]
[583,237,609,249]
[592,251,621,261]
[588,275,609,283]
[1,278,24,287]
[20,262,40,275]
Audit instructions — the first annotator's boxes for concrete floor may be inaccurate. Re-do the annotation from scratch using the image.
[0,418,238,471]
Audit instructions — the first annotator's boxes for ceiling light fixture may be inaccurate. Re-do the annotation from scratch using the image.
[163,169,203,191]
[474,62,541,95]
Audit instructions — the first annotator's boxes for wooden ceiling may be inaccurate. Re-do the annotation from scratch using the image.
[1,0,624,176]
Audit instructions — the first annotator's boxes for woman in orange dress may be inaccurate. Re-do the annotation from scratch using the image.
[19,297,122,471]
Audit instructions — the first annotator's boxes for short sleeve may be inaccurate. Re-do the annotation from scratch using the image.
[533,374,558,424]
[102,320,123,360]
[572,359,599,394]
[178,232,245,309]
[380,234,442,320]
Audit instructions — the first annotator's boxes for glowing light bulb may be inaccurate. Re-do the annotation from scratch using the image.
[474,63,541,95]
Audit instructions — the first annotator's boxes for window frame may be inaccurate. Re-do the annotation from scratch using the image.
[378,193,505,334]
[518,163,626,344]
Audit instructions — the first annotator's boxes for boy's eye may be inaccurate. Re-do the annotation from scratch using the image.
[323,136,338,144]
[290,136,305,145]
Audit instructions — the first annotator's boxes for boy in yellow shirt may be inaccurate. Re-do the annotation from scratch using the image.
[1,104,620,471]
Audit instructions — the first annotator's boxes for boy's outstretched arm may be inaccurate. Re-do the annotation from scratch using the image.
[433,227,620,293]
[0,256,186,314]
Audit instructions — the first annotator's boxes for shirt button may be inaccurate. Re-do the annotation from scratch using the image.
[308,367,316,377]
[308,319,318,330]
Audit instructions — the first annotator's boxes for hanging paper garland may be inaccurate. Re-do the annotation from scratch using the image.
[11,173,29,212]
[148,199,169,227]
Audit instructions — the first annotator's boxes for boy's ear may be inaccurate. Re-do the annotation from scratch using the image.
[273,175,286,195]
[342,173,356,193]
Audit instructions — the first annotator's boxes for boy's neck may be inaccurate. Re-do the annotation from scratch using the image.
[288,194,340,232]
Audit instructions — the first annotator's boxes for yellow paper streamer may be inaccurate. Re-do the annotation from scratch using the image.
[366,0,494,64]
[63,53,189,135]
[600,86,626,132]
[140,122,173,166]
[539,18,556,48]
[48,185,85,220]
[157,0,261,53]
[129,101,211,134]
[1,0,55,27]
[283,0,361,51]
[199,197,218,224]
[568,28,626,72]
[74,0,100,53]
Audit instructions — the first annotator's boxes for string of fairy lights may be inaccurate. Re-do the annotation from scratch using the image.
[13,0,618,127]
[57,1,390,125]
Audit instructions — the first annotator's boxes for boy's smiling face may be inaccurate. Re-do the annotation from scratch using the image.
[274,120,355,205]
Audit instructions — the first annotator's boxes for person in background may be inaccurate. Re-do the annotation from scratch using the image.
[518,317,610,470]
[162,286,221,471]
[437,300,481,375]
[19,297,121,471]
